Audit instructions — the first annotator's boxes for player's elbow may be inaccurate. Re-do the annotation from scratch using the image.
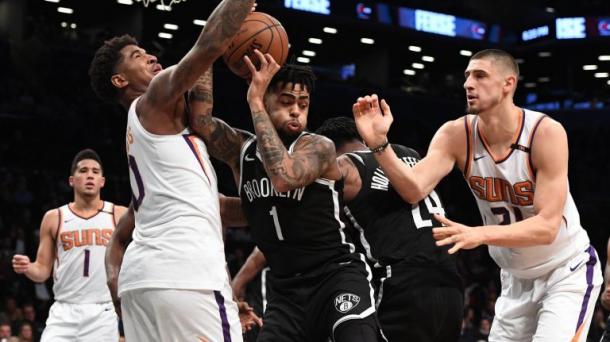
[541,217,562,245]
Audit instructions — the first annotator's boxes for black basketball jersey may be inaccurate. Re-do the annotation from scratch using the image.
[345,144,457,270]
[239,132,356,278]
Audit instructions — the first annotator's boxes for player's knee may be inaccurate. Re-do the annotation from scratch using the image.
[333,318,380,342]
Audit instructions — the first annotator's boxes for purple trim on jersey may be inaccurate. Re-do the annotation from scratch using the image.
[575,245,596,332]
[484,108,526,164]
[463,116,472,177]
[66,202,104,220]
[527,114,547,177]
[214,290,232,342]
[183,135,212,185]
[128,155,146,211]
[55,208,62,242]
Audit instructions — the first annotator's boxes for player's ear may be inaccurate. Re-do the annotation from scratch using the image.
[504,74,517,93]
[68,176,74,188]
[100,176,106,189]
[111,74,129,89]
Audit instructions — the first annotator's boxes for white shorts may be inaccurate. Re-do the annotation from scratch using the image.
[121,283,242,342]
[490,245,602,342]
[41,301,119,342]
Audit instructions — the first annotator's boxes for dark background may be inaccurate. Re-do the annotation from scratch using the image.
[0,0,609,340]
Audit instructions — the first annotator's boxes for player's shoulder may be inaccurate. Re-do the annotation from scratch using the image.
[42,207,61,221]
[527,112,566,141]
[294,132,336,153]
[40,207,61,234]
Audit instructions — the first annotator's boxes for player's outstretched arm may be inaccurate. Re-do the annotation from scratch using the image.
[105,204,135,317]
[188,66,246,174]
[434,118,568,253]
[245,50,337,191]
[12,209,58,283]
[352,94,457,204]
[142,0,255,111]
[231,247,267,300]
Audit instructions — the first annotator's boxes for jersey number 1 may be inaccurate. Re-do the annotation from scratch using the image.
[83,249,90,277]
[269,206,285,241]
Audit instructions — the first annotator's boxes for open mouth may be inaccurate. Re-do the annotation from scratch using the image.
[287,121,301,130]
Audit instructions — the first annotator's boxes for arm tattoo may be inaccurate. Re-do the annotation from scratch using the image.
[199,0,254,52]
[188,66,243,169]
[189,67,213,104]
[147,0,254,106]
[251,109,334,190]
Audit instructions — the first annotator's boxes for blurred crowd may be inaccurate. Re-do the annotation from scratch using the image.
[0,18,609,342]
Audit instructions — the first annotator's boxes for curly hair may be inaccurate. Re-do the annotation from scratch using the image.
[88,34,138,102]
[314,116,361,150]
[268,63,317,95]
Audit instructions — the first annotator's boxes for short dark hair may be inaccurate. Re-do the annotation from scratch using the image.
[70,149,103,175]
[470,49,519,77]
[89,34,138,102]
[315,116,361,149]
[268,63,316,94]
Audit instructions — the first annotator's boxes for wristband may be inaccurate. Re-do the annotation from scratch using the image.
[369,139,389,153]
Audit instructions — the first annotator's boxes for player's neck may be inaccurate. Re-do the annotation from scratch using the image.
[120,89,144,111]
[477,103,521,146]
[71,196,103,215]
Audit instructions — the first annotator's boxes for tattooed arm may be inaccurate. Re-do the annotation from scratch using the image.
[188,66,246,179]
[140,0,254,114]
[337,155,362,203]
[244,50,339,192]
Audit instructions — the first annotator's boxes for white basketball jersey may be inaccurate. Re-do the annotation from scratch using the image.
[54,202,115,303]
[464,109,590,279]
[119,97,227,296]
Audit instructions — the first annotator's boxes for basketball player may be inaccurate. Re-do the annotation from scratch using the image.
[88,0,255,340]
[229,117,464,342]
[12,149,126,342]
[315,116,463,342]
[352,49,602,341]
[188,50,380,341]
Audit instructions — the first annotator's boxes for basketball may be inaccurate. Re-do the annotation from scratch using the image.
[223,12,290,79]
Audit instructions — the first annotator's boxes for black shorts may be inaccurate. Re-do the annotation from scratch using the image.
[375,265,464,342]
[257,255,379,342]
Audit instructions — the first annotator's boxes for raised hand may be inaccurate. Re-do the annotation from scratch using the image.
[244,49,281,105]
[352,94,394,148]
[432,214,484,254]
[12,254,31,274]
